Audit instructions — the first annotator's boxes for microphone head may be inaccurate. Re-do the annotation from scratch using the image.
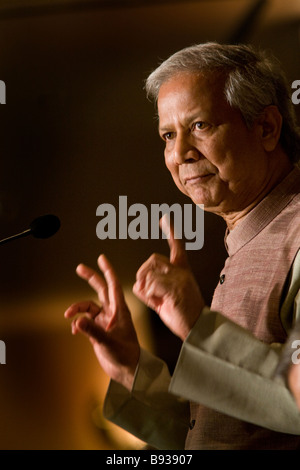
[29,214,61,239]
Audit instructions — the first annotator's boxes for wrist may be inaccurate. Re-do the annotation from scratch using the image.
[180,304,207,341]
[119,346,141,391]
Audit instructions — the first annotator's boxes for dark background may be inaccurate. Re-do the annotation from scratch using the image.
[0,0,299,449]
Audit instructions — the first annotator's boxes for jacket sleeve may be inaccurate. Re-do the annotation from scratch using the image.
[103,348,190,450]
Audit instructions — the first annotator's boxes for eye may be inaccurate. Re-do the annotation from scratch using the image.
[193,121,207,131]
[162,131,175,141]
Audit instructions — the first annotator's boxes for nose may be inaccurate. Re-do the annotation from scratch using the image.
[173,134,200,165]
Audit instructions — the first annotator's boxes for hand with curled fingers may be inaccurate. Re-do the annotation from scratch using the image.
[133,216,205,341]
[64,254,140,391]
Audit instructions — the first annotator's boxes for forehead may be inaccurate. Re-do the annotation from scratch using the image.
[157,71,230,122]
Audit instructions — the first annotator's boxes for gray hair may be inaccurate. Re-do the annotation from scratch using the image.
[145,42,300,163]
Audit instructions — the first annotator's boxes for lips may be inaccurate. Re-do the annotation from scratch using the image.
[184,173,214,185]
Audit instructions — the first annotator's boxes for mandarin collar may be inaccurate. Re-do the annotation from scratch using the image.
[224,165,300,256]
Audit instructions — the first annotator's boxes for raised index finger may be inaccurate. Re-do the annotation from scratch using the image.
[160,214,189,268]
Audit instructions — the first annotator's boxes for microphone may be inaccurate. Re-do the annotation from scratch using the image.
[0,214,61,245]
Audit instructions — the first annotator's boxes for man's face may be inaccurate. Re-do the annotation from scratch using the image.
[157,72,271,216]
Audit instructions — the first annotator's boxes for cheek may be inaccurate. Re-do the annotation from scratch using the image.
[208,137,250,179]
[206,136,230,163]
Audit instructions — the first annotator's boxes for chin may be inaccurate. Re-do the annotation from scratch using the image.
[189,191,210,207]
[177,184,215,208]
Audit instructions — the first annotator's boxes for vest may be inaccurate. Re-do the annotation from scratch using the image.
[186,169,300,449]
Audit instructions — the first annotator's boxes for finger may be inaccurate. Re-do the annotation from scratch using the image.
[76,263,109,307]
[64,300,102,319]
[135,253,170,287]
[133,270,169,313]
[97,254,126,323]
[160,214,189,268]
[74,316,107,343]
[134,269,171,300]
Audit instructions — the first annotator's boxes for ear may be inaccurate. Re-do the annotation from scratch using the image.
[256,105,282,152]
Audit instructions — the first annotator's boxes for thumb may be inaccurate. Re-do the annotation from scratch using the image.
[160,214,189,268]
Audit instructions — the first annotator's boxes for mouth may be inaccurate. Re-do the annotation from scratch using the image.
[184,174,214,185]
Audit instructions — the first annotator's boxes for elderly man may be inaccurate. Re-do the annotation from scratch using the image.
[65,43,300,449]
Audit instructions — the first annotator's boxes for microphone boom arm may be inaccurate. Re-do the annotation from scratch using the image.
[0,229,32,245]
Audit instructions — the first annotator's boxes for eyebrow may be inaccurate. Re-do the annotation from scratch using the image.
[158,125,172,134]
[158,111,205,134]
